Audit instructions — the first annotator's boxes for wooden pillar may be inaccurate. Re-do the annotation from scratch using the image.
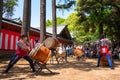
[40,0,46,43]
[52,0,57,38]
[0,0,3,32]
[21,0,31,36]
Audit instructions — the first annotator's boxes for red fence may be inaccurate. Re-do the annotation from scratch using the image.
[0,29,40,50]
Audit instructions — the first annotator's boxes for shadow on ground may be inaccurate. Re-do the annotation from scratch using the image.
[0,64,60,80]
[47,58,120,71]
[0,56,120,79]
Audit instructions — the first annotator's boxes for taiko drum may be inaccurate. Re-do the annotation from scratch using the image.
[74,49,83,57]
[29,46,51,63]
[100,54,112,66]
[44,37,59,49]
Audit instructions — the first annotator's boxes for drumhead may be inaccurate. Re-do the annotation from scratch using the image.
[44,37,58,49]
[29,48,35,57]
[29,45,40,58]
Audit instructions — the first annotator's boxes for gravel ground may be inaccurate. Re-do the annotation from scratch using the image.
[0,57,120,80]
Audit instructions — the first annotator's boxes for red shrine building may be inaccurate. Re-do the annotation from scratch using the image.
[0,18,73,52]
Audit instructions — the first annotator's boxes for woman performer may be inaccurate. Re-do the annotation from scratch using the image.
[3,35,35,73]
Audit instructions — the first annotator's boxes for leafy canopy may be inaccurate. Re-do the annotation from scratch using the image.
[46,17,65,26]
[64,12,98,44]
[76,0,120,40]
[3,0,18,19]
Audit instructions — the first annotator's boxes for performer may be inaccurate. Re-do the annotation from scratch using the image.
[34,40,41,48]
[56,44,67,62]
[74,45,83,61]
[96,34,114,69]
[3,35,35,73]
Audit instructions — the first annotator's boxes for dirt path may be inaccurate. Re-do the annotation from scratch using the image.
[0,57,120,80]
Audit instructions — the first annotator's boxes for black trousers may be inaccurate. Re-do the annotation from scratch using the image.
[5,53,35,72]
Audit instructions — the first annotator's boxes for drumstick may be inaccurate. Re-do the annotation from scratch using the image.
[27,32,30,42]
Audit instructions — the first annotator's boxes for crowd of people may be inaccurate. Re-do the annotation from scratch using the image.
[63,39,120,60]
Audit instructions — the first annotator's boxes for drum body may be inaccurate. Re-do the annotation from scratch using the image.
[100,54,112,66]
[44,37,58,49]
[57,50,66,57]
[29,46,51,63]
[74,49,82,57]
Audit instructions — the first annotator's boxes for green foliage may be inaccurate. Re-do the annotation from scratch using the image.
[57,17,65,25]
[56,0,76,10]
[64,12,98,44]
[3,0,18,19]
[46,19,52,26]
[64,12,81,33]
[46,17,65,26]
[76,0,120,40]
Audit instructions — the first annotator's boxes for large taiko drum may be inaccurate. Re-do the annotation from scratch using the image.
[44,37,59,49]
[29,46,51,63]
[57,49,66,57]
[100,54,112,66]
[74,49,83,57]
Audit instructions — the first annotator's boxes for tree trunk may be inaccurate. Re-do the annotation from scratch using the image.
[52,0,57,38]
[99,24,103,39]
[40,0,46,43]
[99,0,104,39]
[21,0,31,36]
[0,0,3,32]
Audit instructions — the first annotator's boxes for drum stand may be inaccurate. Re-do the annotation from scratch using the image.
[50,49,59,64]
[34,60,53,73]
[50,50,67,64]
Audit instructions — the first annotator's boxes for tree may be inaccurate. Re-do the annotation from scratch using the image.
[52,0,57,38]
[76,0,104,38]
[46,17,65,26]
[46,19,52,26]
[64,12,98,43]
[40,0,46,43]
[76,0,120,39]
[3,0,18,19]
[56,17,65,25]
[56,0,76,10]
[21,0,31,36]
[0,0,3,32]
[106,1,120,39]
